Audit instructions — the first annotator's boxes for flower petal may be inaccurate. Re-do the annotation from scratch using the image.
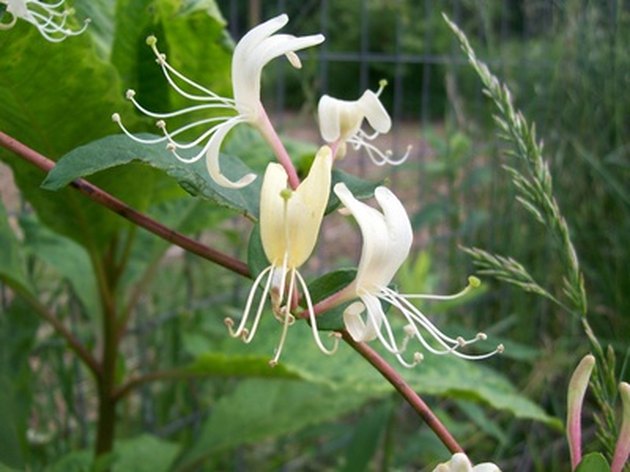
[333,183,412,291]
[205,117,256,189]
[232,14,324,115]
[343,301,378,342]
[358,90,391,133]
[318,95,342,142]
[260,146,332,268]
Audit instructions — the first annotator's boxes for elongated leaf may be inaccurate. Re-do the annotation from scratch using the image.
[575,453,610,472]
[42,134,261,218]
[0,201,31,293]
[19,215,100,318]
[206,318,559,427]
[182,379,379,467]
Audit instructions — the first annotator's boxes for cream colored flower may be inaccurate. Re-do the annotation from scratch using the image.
[113,14,323,189]
[318,80,410,164]
[333,183,502,367]
[224,146,339,365]
[433,453,501,472]
[0,0,89,41]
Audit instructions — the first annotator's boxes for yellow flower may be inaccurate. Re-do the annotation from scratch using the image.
[225,146,339,365]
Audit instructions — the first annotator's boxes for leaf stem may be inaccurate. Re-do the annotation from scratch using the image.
[0,130,251,278]
[341,330,464,454]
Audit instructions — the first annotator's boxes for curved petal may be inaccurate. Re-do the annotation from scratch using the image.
[289,146,332,266]
[232,14,324,114]
[7,0,30,19]
[432,453,473,472]
[472,464,502,472]
[260,146,332,268]
[333,183,411,291]
[343,301,377,342]
[358,90,392,133]
[317,95,341,142]
[260,162,289,265]
[205,117,256,189]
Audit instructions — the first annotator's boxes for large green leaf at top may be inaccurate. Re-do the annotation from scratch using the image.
[111,0,232,120]
[0,15,147,250]
[42,134,262,218]
[191,315,559,428]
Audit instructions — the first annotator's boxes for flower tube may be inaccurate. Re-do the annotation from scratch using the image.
[332,182,502,367]
[224,146,339,365]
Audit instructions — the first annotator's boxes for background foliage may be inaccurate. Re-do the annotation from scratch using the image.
[0,0,628,470]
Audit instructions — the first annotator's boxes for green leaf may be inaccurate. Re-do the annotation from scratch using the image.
[42,134,261,218]
[246,224,268,277]
[113,435,179,472]
[342,400,392,472]
[182,379,379,467]
[0,201,31,293]
[184,352,300,379]
[0,300,39,468]
[575,453,610,472]
[211,319,560,427]
[19,215,100,318]
[327,169,381,214]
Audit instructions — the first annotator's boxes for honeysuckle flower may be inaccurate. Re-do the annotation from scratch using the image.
[113,14,324,189]
[432,452,502,472]
[566,354,595,470]
[318,79,411,165]
[566,354,630,472]
[224,146,339,365]
[332,182,503,367]
[0,0,89,42]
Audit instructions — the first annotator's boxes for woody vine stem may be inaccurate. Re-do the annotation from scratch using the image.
[0,130,464,456]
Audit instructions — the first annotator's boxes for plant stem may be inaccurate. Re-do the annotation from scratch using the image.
[7,280,101,377]
[341,331,464,454]
[0,131,251,278]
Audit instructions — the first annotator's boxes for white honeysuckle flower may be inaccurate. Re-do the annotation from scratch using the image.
[433,453,502,472]
[112,14,324,189]
[318,79,411,165]
[224,146,339,365]
[333,182,503,367]
[0,0,89,41]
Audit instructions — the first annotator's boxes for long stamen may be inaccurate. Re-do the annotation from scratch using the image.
[146,36,237,106]
[111,113,167,144]
[125,89,231,119]
[398,276,481,300]
[295,271,340,355]
[382,290,503,360]
[157,116,231,148]
[347,135,411,167]
[269,269,298,366]
[225,265,273,338]
[242,266,276,343]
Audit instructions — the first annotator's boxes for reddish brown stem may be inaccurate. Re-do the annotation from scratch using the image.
[1,130,464,455]
[341,330,464,454]
[0,131,250,278]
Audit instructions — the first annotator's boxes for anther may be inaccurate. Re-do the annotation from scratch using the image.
[146,35,157,47]
[497,344,505,354]
[125,89,136,100]
[403,324,416,337]
[166,142,176,151]
[240,328,250,340]
[476,332,487,341]
[156,120,166,129]
[111,113,121,123]
[280,188,293,201]
[155,53,166,65]
[456,336,466,347]
[268,359,278,367]
[223,317,234,328]
[413,352,424,364]
[468,276,481,289]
